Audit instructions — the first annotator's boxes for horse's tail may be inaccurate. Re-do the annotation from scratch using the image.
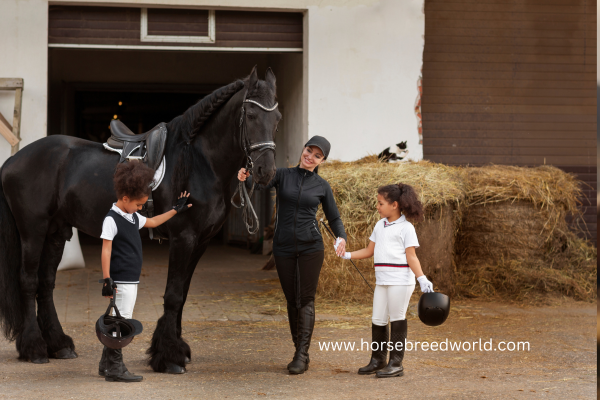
[0,173,23,340]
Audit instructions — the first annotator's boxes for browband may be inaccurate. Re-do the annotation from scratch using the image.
[244,99,279,112]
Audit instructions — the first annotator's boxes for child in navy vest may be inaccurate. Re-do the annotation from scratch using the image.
[98,161,191,383]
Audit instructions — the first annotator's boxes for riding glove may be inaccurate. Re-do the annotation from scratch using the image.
[334,237,350,259]
[102,277,117,297]
[417,275,434,293]
[173,196,190,214]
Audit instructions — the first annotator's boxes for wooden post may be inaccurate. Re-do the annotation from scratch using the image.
[0,78,24,155]
[11,87,22,155]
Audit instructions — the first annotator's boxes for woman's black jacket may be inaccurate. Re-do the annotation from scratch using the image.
[248,166,347,257]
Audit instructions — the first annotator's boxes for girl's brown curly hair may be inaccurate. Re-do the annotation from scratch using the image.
[113,161,155,200]
[377,182,424,222]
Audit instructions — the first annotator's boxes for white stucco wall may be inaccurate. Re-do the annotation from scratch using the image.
[0,0,48,162]
[306,0,424,161]
[0,0,424,164]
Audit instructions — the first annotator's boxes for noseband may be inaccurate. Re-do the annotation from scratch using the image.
[232,90,278,235]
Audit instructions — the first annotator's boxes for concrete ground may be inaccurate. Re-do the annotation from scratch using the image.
[0,242,596,399]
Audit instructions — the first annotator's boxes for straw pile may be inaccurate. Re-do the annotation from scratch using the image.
[316,158,467,303]
[314,160,596,304]
[454,165,596,302]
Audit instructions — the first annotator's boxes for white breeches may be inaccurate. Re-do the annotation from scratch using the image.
[372,284,415,326]
[111,283,138,319]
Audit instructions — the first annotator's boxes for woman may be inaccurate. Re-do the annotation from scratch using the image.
[238,136,347,375]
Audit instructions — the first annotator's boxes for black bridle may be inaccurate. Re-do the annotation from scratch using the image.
[231,91,278,234]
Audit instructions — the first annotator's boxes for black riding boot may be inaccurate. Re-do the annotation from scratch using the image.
[286,304,299,369]
[105,348,143,383]
[358,323,389,375]
[98,346,108,376]
[376,319,407,378]
[288,301,315,375]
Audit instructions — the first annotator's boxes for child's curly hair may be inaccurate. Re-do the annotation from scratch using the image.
[377,182,424,222]
[113,161,155,200]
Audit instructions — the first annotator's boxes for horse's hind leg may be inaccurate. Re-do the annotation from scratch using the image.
[16,232,50,363]
[36,229,77,359]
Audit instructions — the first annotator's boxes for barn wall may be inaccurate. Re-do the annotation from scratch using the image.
[1,0,426,167]
[49,6,303,49]
[0,0,48,161]
[422,0,597,242]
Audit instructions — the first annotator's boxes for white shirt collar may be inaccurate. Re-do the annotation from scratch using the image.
[111,203,135,223]
[383,215,406,227]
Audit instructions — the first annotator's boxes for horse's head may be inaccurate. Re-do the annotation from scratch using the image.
[242,67,280,185]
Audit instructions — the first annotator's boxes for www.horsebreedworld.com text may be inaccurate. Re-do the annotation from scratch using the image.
[318,339,530,352]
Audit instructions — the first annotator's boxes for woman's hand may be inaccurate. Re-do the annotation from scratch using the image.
[237,168,250,182]
[334,237,346,257]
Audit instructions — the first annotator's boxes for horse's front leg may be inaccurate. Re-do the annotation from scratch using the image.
[36,231,77,359]
[147,235,200,374]
[176,242,209,364]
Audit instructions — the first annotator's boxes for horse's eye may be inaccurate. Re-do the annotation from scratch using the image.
[247,114,256,120]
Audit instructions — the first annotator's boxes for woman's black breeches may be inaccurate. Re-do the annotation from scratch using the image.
[274,251,325,309]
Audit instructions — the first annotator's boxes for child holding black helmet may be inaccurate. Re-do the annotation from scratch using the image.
[336,182,434,378]
[99,161,191,382]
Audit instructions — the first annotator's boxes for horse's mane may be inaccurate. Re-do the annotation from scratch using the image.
[169,79,244,197]
[169,74,277,198]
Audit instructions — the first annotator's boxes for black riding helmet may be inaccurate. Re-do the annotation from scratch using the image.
[418,292,451,327]
[95,299,143,349]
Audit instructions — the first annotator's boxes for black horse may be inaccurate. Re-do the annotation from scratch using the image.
[0,67,279,373]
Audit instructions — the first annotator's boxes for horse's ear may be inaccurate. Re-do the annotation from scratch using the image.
[265,67,277,93]
[248,65,259,91]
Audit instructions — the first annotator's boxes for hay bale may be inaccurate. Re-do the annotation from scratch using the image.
[316,160,466,302]
[306,159,595,303]
[415,204,457,295]
[456,201,547,264]
[454,165,596,302]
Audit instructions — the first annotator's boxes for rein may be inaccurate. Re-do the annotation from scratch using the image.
[231,91,278,234]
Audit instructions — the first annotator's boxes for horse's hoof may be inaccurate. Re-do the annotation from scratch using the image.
[165,363,186,374]
[185,356,191,364]
[31,357,49,364]
[52,348,78,359]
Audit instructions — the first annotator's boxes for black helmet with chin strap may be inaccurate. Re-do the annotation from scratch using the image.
[95,298,143,349]
[418,292,450,327]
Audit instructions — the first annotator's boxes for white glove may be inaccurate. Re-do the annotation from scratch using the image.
[334,237,342,251]
[334,238,350,259]
[417,275,434,293]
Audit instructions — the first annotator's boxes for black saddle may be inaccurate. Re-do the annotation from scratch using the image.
[107,120,167,172]
[105,120,168,241]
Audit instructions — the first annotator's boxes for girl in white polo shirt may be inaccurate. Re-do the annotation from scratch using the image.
[337,182,434,378]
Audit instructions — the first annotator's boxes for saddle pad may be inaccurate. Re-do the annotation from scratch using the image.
[103,143,166,191]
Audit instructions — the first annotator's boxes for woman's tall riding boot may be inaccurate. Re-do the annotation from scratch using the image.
[376,319,407,378]
[288,300,315,375]
[286,304,299,369]
[98,346,108,376]
[357,323,389,375]
[105,348,143,383]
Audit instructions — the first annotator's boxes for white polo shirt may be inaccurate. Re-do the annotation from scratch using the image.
[369,215,420,285]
